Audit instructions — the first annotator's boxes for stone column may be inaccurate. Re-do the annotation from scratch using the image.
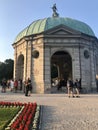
[13,46,17,80]
[23,42,28,81]
[26,41,32,79]
[90,46,96,91]
[32,39,45,93]
[73,47,80,80]
[44,47,51,93]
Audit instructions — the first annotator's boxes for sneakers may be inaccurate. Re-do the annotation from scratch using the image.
[68,95,80,98]
[68,96,75,98]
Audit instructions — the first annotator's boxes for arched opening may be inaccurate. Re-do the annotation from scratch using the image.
[51,51,72,89]
[17,54,24,80]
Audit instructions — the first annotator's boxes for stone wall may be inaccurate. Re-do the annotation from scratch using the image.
[13,27,98,93]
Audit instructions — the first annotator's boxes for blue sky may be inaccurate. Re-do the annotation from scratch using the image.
[0,0,98,62]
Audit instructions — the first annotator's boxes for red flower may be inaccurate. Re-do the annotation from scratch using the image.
[24,125,29,130]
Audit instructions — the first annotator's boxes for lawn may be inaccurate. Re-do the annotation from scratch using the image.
[0,107,20,130]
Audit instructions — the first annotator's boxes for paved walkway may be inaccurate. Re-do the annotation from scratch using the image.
[0,87,98,130]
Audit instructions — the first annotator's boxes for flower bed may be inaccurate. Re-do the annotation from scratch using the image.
[0,101,41,130]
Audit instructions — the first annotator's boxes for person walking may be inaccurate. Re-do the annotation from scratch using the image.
[10,79,14,92]
[67,79,74,98]
[1,79,7,93]
[74,79,80,98]
[14,79,18,93]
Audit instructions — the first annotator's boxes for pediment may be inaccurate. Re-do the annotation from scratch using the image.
[51,29,72,35]
[44,24,81,35]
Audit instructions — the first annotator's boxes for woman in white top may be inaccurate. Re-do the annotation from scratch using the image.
[10,79,14,91]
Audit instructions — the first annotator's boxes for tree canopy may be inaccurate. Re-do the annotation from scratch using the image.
[0,59,14,82]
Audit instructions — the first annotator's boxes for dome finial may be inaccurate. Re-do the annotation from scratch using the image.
[51,3,59,17]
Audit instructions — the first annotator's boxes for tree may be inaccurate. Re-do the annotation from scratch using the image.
[0,59,14,82]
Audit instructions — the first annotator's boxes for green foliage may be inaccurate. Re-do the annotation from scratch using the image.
[0,59,14,82]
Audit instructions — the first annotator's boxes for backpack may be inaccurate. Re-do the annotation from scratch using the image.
[69,80,73,87]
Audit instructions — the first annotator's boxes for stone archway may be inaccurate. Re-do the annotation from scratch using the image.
[51,51,72,84]
[17,54,24,80]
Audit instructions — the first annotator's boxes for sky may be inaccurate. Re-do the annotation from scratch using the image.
[0,0,98,62]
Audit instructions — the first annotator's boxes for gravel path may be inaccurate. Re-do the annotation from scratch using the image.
[0,87,98,130]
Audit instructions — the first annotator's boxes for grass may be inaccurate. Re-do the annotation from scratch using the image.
[0,107,20,130]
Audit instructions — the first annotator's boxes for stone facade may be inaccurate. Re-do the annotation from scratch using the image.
[12,25,98,93]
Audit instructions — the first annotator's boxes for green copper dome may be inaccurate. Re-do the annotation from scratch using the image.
[14,17,95,43]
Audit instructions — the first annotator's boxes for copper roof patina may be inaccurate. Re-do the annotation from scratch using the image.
[14,17,95,43]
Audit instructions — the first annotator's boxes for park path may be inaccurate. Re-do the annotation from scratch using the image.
[0,87,98,130]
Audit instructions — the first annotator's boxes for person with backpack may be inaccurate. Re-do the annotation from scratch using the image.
[74,79,80,98]
[67,79,74,98]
